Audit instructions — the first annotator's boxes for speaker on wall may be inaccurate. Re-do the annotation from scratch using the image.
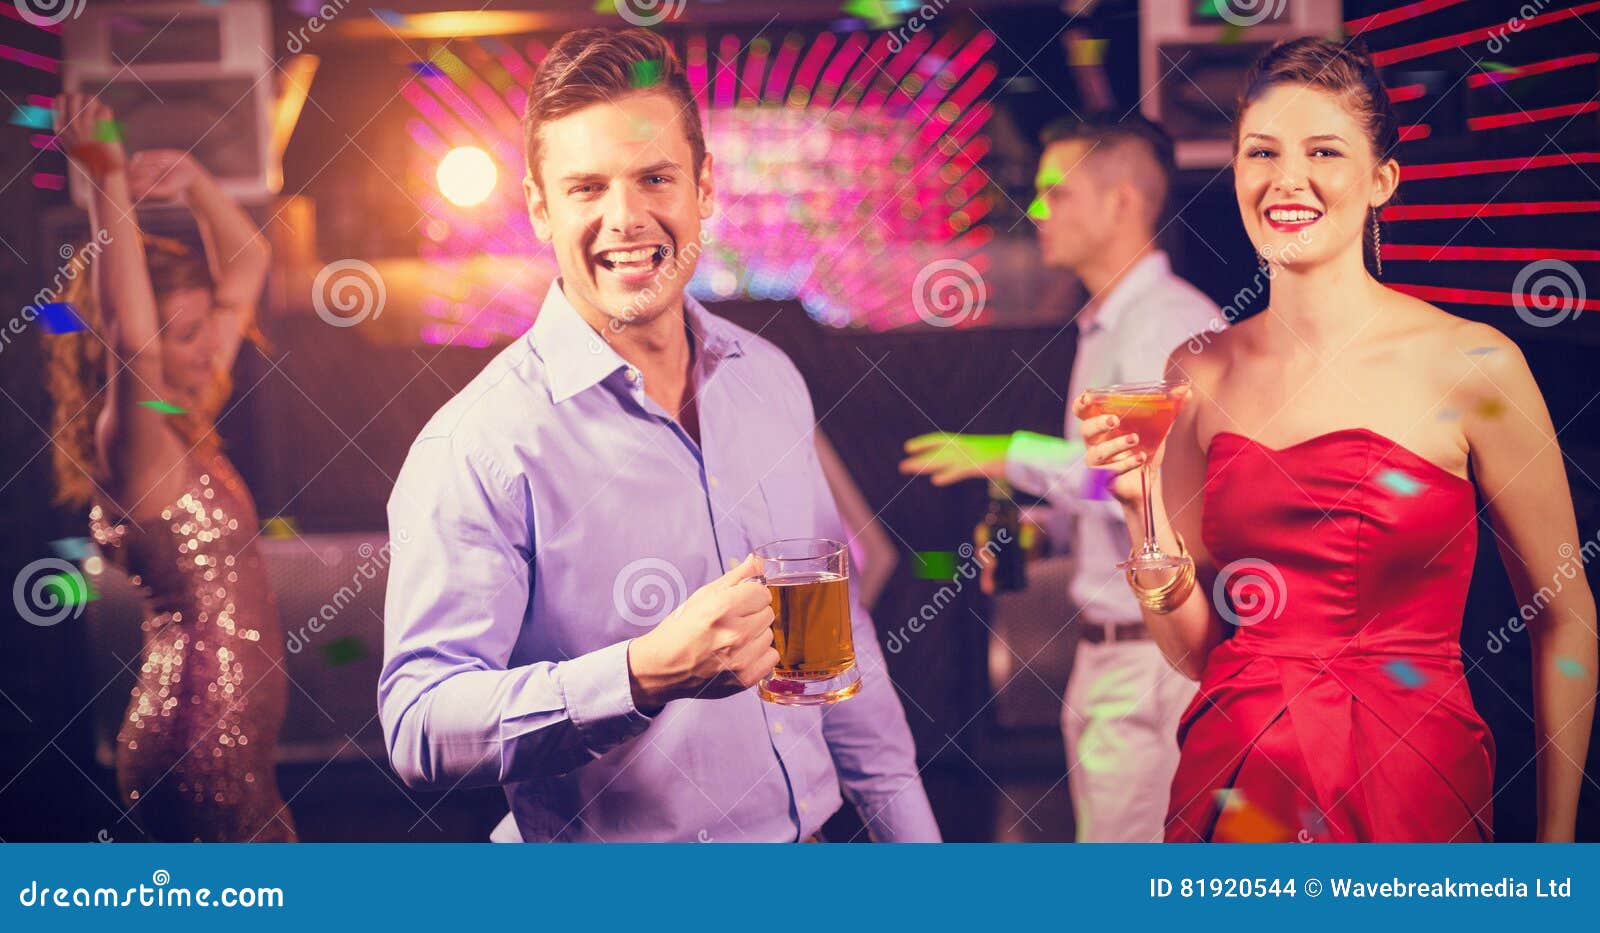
[62,0,279,206]
[1139,0,1344,168]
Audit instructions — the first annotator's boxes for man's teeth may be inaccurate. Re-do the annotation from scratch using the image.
[598,246,661,264]
[1268,209,1321,223]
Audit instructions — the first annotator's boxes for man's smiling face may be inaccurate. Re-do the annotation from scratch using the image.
[525,89,715,328]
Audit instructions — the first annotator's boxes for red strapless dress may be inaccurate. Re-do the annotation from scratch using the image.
[1165,427,1495,843]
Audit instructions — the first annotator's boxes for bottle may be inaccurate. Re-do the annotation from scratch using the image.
[976,479,1028,593]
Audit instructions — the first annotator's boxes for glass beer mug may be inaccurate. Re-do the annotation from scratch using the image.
[754,538,861,705]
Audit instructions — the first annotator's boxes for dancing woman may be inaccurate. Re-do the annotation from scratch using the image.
[1075,39,1595,842]
[48,93,297,841]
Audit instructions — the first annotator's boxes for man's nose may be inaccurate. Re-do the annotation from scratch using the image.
[601,184,650,238]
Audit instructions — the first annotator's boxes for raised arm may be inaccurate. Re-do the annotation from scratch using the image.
[1453,325,1596,842]
[53,93,183,508]
[127,149,269,374]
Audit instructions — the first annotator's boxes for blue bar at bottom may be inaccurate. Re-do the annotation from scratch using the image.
[3,842,1599,931]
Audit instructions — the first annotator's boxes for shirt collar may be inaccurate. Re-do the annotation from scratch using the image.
[1076,250,1172,335]
[529,279,744,404]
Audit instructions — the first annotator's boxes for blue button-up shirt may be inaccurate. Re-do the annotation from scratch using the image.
[379,282,940,842]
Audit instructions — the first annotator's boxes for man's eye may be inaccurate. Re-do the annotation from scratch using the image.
[645,175,670,186]
[1247,148,1274,158]
[571,184,599,195]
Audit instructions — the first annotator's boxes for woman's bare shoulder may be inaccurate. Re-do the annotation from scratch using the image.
[1167,310,1258,389]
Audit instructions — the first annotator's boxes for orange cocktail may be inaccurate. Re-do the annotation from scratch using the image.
[1081,389,1184,460]
[1082,379,1191,572]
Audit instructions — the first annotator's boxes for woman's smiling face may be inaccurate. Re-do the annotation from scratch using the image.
[1234,83,1398,272]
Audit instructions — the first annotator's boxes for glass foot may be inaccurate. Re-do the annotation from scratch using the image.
[1117,553,1193,573]
[760,665,862,706]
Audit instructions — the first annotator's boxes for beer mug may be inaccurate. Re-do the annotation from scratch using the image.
[754,538,861,705]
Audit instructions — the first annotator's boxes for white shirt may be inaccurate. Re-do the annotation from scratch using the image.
[1004,250,1226,627]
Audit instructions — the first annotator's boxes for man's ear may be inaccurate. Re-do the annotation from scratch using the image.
[696,152,716,221]
[525,171,552,243]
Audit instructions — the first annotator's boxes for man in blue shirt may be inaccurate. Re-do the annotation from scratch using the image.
[378,26,939,843]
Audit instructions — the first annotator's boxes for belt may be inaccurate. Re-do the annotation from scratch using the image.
[1079,620,1148,644]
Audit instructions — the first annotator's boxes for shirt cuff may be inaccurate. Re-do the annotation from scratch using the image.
[854,785,943,842]
[1004,431,1065,499]
[554,639,654,757]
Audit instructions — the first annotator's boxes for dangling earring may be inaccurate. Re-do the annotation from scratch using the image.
[1370,210,1383,279]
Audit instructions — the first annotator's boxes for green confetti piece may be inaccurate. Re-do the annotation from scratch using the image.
[1034,166,1064,189]
[139,399,187,414]
[1555,656,1588,679]
[841,0,901,30]
[1026,196,1050,221]
[94,119,123,144]
[631,58,662,88]
[914,550,957,580]
[319,635,366,667]
[1481,61,1516,73]
[1377,469,1424,497]
[43,571,96,607]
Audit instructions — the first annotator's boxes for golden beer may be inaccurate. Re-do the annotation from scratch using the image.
[755,538,861,705]
[769,572,855,678]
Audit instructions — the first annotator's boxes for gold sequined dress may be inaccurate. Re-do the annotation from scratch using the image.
[90,445,298,842]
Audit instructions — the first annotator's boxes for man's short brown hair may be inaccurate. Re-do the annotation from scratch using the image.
[522,27,706,186]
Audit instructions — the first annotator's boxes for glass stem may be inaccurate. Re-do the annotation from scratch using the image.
[1140,461,1157,555]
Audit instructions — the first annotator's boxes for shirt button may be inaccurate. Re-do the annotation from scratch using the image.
[799,801,808,813]
[708,474,720,489]
[625,368,640,383]
[773,722,783,734]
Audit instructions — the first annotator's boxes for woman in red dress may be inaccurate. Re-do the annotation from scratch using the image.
[1075,39,1596,842]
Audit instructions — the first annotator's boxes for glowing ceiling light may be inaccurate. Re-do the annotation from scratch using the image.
[437,146,496,207]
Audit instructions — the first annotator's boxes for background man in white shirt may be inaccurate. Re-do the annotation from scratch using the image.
[900,114,1225,842]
